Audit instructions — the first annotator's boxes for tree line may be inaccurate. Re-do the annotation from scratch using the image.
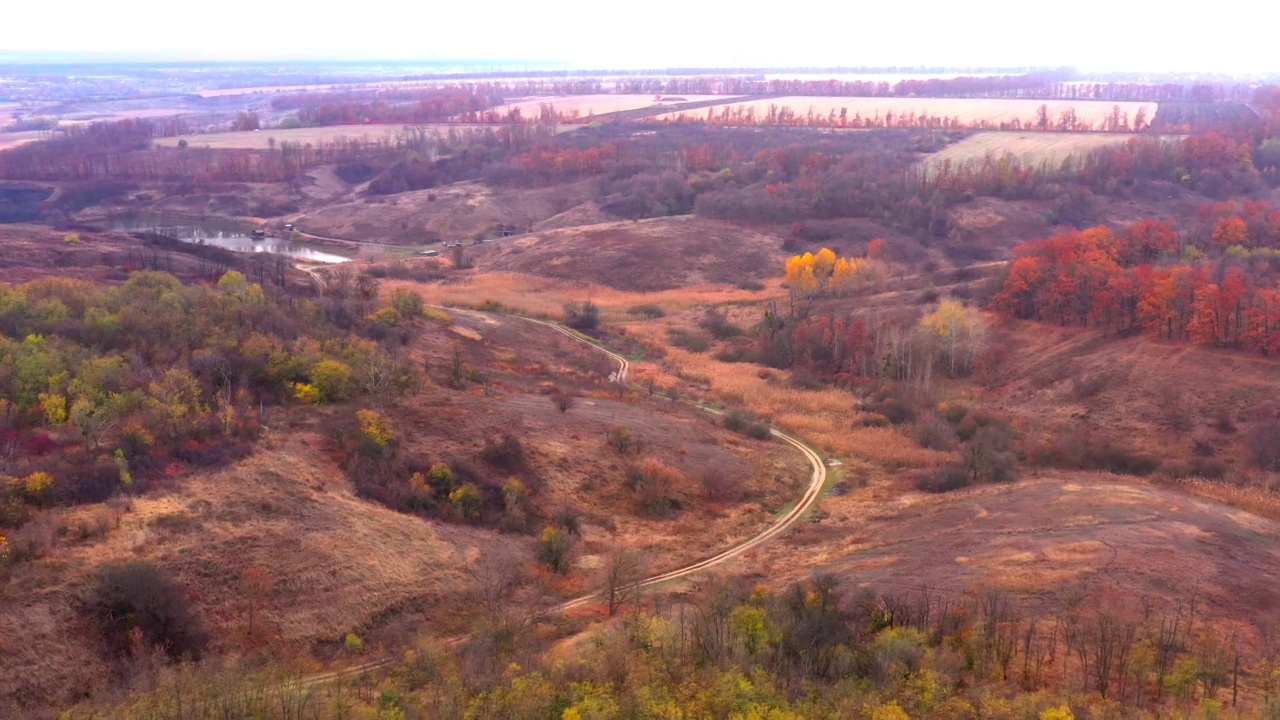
[991,208,1280,356]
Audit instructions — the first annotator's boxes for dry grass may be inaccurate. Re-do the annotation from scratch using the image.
[924,132,1151,171]
[654,97,1158,129]
[624,321,948,468]
[758,473,1280,637]
[409,271,782,320]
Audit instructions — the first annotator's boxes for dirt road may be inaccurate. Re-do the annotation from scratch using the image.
[295,309,826,685]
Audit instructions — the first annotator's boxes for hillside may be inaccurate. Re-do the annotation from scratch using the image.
[468,216,789,291]
[289,180,605,245]
[0,294,808,711]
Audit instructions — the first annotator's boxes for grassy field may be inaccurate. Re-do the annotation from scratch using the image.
[924,132,1140,170]
[653,97,1158,129]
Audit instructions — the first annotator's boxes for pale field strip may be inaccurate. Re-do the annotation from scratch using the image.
[0,131,41,151]
[195,80,457,98]
[152,124,518,149]
[762,73,966,82]
[491,94,737,118]
[652,96,1159,128]
[924,132,1137,170]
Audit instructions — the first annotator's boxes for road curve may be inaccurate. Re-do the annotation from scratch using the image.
[504,313,825,612]
[298,310,825,684]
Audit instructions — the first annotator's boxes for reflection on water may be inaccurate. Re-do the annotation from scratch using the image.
[98,214,354,264]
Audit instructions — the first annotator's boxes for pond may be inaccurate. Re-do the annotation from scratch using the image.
[95,214,355,264]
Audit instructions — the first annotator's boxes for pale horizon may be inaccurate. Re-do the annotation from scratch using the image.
[5,0,1278,76]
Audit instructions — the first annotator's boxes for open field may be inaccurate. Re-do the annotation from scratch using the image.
[151,124,509,149]
[470,216,791,291]
[492,94,734,119]
[924,131,1143,170]
[654,97,1158,129]
[291,179,603,244]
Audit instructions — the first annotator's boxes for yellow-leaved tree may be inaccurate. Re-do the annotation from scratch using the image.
[784,247,877,297]
[918,299,990,378]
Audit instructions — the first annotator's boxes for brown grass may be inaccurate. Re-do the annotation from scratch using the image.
[409,271,781,320]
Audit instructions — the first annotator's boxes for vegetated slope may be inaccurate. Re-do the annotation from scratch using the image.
[290,179,603,244]
[782,474,1280,629]
[984,321,1280,477]
[470,216,788,291]
[0,431,498,707]
[0,300,806,711]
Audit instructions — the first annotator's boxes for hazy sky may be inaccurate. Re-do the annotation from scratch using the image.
[6,0,1276,74]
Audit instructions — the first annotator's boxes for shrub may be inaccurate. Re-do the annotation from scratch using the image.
[429,462,456,492]
[913,412,955,451]
[356,409,396,457]
[90,561,206,659]
[1247,419,1280,470]
[310,359,354,402]
[344,633,365,653]
[6,511,59,562]
[448,483,483,520]
[551,392,576,412]
[667,328,711,353]
[632,457,685,516]
[745,420,773,441]
[699,309,743,339]
[736,279,766,292]
[954,408,1011,441]
[389,288,425,318]
[627,304,665,319]
[938,401,972,425]
[563,301,600,332]
[480,435,527,472]
[723,411,748,432]
[537,525,572,573]
[961,426,1018,484]
[606,425,637,455]
[916,465,970,493]
[873,398,915,426]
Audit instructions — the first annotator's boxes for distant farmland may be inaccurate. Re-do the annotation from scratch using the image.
[924,132,1140,171]
[652,97,1159,131]
[491,94,734,120]
[153,124,509,149]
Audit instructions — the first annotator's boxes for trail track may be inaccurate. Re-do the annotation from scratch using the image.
[294,309,826,686]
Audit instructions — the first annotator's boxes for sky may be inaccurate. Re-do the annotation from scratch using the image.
[4,0,1277,75]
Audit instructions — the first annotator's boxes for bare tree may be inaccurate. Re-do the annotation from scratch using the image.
[602,548,645,617]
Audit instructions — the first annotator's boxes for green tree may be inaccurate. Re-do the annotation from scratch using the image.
[310,359,353,402]
[390,288,425,318]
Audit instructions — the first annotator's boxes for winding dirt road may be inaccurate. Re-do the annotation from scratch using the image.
[296,310,826,685]
[493,314,827,610]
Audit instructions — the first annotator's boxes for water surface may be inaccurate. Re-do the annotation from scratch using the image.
[98,214,354,264]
